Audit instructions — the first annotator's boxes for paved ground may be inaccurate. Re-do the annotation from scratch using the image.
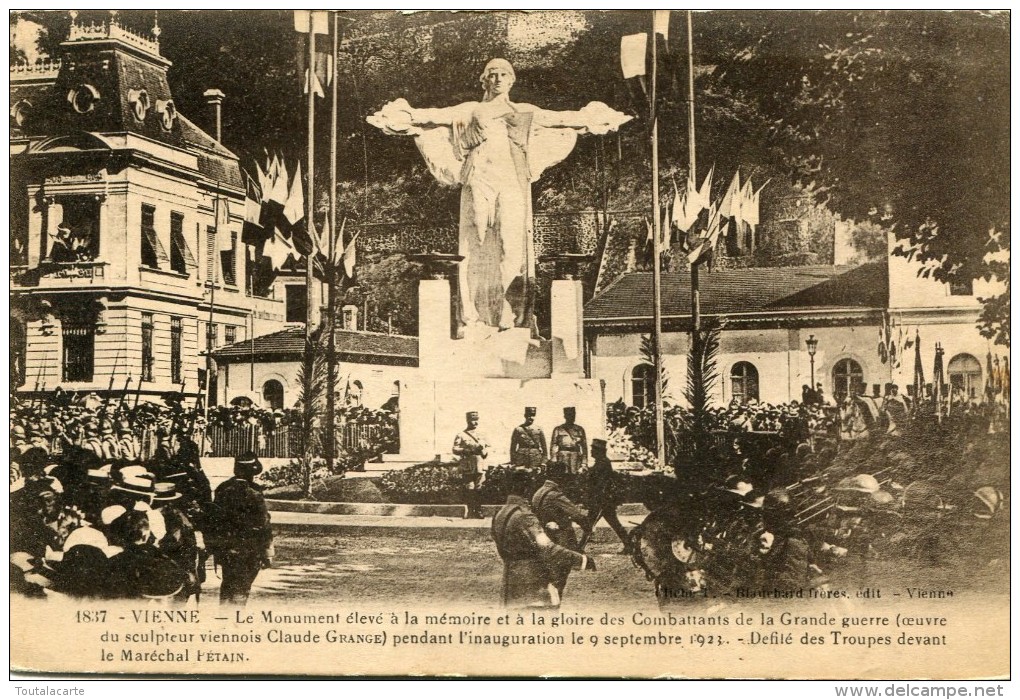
[196,510,1009,610]
[200,514,654,607]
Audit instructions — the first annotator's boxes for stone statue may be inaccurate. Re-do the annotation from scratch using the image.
[368,59,631,332]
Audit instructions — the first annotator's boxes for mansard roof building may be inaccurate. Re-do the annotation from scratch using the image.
[10,14,291,404]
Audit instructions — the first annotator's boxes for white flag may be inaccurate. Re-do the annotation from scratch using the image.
[620,34,648,79]
[269,155,288,206]
[216,198,233,252]
[718,170,741,221]
[653,10,669,37]
[341,231,358,280]
[264,231,295,270]
[740,178,758,228]
[293,10,328,34]
[283,161,304,225]
[304,68,325,98]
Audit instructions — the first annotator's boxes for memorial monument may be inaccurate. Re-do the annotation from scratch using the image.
[368,58,632,465]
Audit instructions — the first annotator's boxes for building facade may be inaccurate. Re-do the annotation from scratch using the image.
[211,326,418,412]
[584,235,999,409]
[10,15,292,403]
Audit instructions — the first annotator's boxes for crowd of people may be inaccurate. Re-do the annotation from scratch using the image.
[10,393,273,606]
[630,420,1008,606]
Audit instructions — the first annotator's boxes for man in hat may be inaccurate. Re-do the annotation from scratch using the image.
[510,407,547,468]
[532,461,589,596]
[583,438,632,553]
[453,412,488,519]
[550,407,587,474]
[106,510,187,600]
[492,468,594,608]
[210,452,273,605]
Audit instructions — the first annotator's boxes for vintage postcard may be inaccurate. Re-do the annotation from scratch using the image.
[9,9,1010,679]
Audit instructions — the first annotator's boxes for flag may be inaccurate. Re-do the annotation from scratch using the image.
[340,231,358,281]
[661,206,670,248]
[283,161,304,226]
[215,197,233,252]
[670,178,688,236]
[304,69,325,98]
[717,170,742,222]
[263,230,295,271]
[688,202,721,265]
[644,216,653,245]
[653,10,670,37]
[620,34,648,79]
[269,156,288,207]
[912,331,925,404]
[932,344,945,416]
[241,173,267,247]
[293,10,328,34]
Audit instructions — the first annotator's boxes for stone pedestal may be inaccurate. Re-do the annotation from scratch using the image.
[397,262,603,467]
[550,279,584,377]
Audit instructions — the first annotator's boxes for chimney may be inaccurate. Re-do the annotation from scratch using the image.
[203,88,225,142]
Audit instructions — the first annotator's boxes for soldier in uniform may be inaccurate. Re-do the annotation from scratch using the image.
[550,407,587,474]
[116,424,141,463]
[584,438,632,553]
[532,461,589,596]
[882,383,909,436]
[210,452,273,606]
[492,469,595,608]
[453,411,488,519]
[509,407,547,468]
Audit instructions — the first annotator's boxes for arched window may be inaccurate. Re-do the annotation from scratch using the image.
[948,353,982,400]
[730,362,760,404]
[832,358,864,402]
[262,380,284,410]
[631,364,656,409]
[348,380,364,406]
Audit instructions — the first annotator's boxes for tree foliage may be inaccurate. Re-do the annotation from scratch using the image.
[704,10,1009,342]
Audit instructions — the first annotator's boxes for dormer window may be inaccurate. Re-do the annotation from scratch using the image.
[156,99,176,130]
[129,89,150,121]
[68,84,100,114]
[10,100,32,127]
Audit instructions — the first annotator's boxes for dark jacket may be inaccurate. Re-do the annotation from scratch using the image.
[491,495,583,608]
[211,477,273,555]
[532,480,588,551]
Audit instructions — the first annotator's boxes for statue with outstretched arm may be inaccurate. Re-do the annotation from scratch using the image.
[368,59,631,333]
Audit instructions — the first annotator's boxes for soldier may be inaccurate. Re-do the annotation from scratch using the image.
[116,424,141,463]
[209,452,273,606]
[882,383,909,436]
[492,469,595,608]
[549,407,587,474]
[453,411,488,519]
[510,407,547,468]
[584,438,632,554]
[532,461,589,596]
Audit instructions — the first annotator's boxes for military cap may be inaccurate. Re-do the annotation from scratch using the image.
[524,407,537,417]
[465,411,479,420]
[591,438,607,450]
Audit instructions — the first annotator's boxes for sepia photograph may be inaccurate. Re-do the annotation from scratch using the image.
[8,9,1011,681]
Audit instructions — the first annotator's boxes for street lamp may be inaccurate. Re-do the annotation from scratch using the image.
[806,333,819,389]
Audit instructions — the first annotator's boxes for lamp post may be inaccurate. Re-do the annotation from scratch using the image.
[806,333,819,389]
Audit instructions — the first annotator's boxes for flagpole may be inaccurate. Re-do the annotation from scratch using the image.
[650,11,666,466]
[687,11,702,407]
[305,17,318,346]
[205,182,221,430]
[324,10,340,474]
